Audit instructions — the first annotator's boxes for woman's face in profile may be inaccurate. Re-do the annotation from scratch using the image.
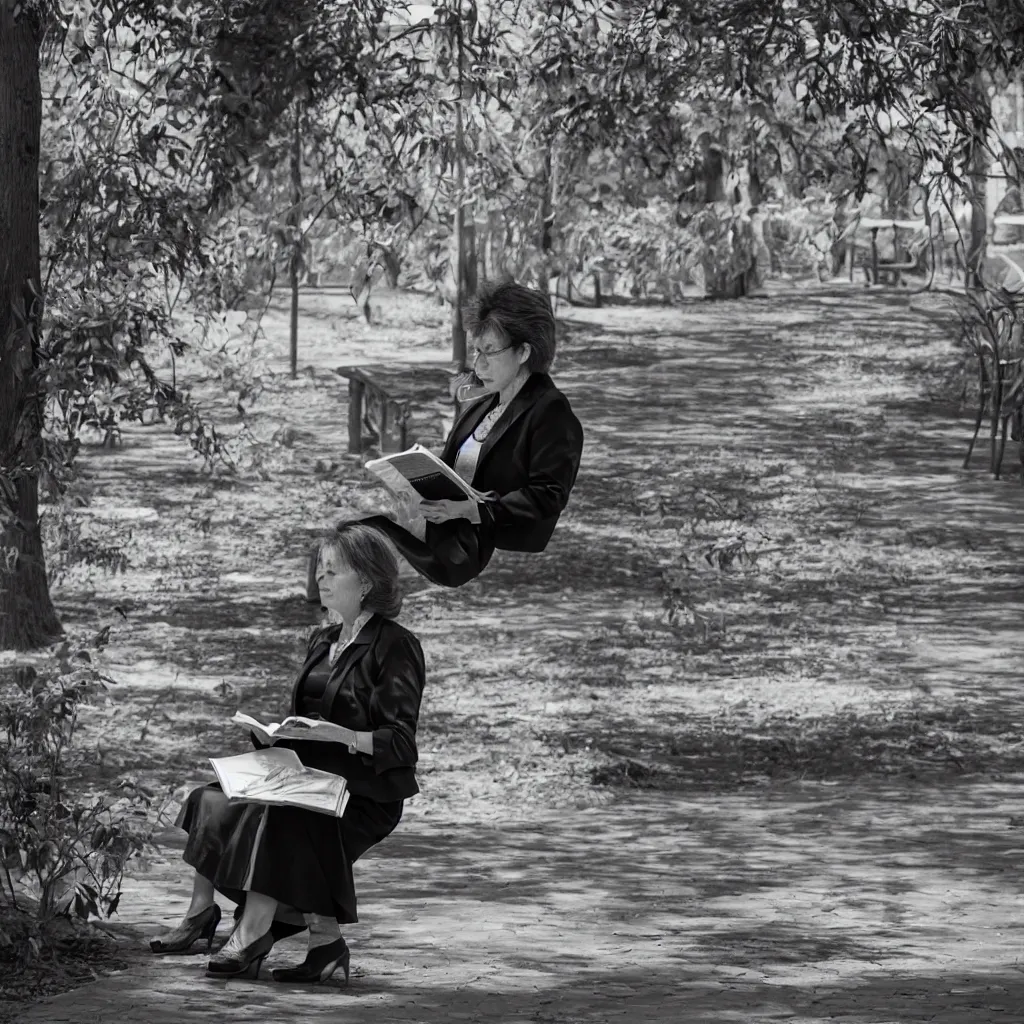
[472,327,529,394]
[316,547,365,622]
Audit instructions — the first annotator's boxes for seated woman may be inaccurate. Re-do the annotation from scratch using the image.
[307,279,585,596]
[150,523,426,983]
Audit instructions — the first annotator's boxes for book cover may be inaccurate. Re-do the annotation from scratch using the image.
[365,443,488,503]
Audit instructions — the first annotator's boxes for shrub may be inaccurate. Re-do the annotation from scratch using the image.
[0,634,151,964]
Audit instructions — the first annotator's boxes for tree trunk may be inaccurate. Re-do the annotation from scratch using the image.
[452,201,467,369]
[703,143,726,203]
[0,10,62,650]
[453,215,477,344]
[463,219,478,298]
[700,141,746,300]
[288,100,302,379]
[289,249,300,375]
[377,244,401,289]
[451,71,468,369]
[832,194,856,278]
[967,154,989,289]
[538,140,555,299]
[483,211,497,280]
[742,156,770,292]
[966,77,992,290]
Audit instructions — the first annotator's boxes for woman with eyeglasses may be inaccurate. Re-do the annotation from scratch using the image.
[151,524,425,985]
[311,280,584,592]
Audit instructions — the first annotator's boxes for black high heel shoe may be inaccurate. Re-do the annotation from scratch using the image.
[149,904,222,955]
[206,929,274,979]
[271,936,350,985]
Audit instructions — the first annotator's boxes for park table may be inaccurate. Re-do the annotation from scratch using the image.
[993,212,1024,248]
[855,216,928,285]
[985,215,1024,290]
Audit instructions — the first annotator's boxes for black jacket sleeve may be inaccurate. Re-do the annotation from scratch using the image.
[486,397,583,528]
[366,634,426,775]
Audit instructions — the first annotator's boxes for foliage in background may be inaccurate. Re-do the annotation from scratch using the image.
[37,6,225,488]
[957,282,1024,477]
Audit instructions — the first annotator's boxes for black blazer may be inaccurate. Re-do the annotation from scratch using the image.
[442,372,584,553]
[269,615,426,803]
[343,373,583,589]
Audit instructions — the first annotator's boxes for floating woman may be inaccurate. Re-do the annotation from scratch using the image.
[307,279,584,596]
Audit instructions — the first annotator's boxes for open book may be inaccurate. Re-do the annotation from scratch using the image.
[232,711,353,747]
[210,747,350,819]
[364,443,491,504]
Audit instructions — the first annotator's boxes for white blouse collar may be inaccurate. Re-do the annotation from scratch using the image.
[329,609,376,663]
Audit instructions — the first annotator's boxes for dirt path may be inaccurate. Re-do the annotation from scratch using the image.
[14,286,1024,1022]
[18,783,1024,1023]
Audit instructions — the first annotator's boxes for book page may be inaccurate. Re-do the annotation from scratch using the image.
[210,747,304,798]
[232,711,280,735]
[240,766,348,817]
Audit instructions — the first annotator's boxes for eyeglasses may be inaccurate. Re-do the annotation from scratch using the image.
[471,344,512,365]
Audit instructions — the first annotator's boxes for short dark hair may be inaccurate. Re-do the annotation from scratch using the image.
[318,523,402,618]
[462,280,556,373]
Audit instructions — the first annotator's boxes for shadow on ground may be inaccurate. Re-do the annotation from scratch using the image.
[18,782,1024,1023]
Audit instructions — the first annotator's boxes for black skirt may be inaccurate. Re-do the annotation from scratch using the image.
[382,515,493,587]
[176,784,403,924]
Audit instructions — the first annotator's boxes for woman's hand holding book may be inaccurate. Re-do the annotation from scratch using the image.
[232,712,368,752]
[419,498,479,523]
[280,717,358,749]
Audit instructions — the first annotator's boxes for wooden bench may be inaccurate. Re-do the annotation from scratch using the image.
[335,363,456,454]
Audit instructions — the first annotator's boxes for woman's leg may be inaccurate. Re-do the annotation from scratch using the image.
[302,797,402,953]
[149,869,220,952]
[268,798,402,981]
[154,787,230,942]
[220,890,278,954]
[304,912,342,952]
[349,514,492,588]
[185,872,216,918]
